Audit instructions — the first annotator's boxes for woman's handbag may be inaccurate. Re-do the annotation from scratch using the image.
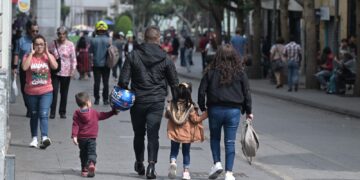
[51,40,61,74]
[240,118,259,165]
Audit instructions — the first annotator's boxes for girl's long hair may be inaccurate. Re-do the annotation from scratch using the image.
[206,44,243,85]
[172,82,193,111]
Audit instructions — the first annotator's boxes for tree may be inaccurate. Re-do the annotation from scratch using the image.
[279,0,289,42]
[115,15,133,34]
[247,0,262,79]
[303,0,318,88]
[60,0,70,26]
[196,0,225,44]
[354,0,360,96]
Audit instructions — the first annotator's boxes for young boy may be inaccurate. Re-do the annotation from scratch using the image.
[71,92,117,177]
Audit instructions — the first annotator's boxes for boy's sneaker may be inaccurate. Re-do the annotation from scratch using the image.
[87,162,96,177]
[208,162,223,179]
[168,162,177,179]
[182,171,191,180]
[29,137,38,148]
[225,171,235,180]
[39,137,51,149]
[81,167,88,177]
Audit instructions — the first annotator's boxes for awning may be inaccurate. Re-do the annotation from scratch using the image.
[261,0,303,11]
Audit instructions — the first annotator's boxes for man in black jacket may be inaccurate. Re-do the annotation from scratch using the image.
[118,26,179,179]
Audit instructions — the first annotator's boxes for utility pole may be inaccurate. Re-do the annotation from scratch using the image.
[334,0,339,56]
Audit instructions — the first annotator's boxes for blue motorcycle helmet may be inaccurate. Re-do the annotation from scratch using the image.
[110,86,135,111]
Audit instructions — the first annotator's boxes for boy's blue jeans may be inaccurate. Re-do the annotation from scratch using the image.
[170,140,191,169]
[27,92,53,137]
[208,106,241,172]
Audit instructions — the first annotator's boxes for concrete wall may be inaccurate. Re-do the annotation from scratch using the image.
[0,0,11,178]
[36,0,61,41]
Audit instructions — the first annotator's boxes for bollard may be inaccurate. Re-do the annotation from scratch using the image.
[5,155,15,180]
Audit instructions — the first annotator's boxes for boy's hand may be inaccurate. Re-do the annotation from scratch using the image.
[72,137,78,145]
[112,108,119,115]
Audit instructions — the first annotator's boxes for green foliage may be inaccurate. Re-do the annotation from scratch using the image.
[61,5,70,22]
[115,15,133,34]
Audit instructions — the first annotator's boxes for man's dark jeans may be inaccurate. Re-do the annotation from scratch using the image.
[50,75,71,115]
[78,138,97,169]
[93,66,110,102]
[130,102,165,163]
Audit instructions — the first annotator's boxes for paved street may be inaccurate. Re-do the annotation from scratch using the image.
[8,53,360,179]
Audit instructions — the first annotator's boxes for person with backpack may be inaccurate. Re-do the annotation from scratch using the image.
[89,21,111,105]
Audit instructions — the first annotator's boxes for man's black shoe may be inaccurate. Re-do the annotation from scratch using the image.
[134,162,145,175]
[94,99,99,105]
[146,163,156,179]
[49,114,55,119]
[60,114,66,119]
[288,88,292,92]
[294,84,298,92]
[103,100,109,105]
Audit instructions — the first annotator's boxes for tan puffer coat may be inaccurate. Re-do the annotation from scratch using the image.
[165,100,206,143]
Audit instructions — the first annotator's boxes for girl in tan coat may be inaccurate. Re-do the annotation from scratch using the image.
[165,82,208,180]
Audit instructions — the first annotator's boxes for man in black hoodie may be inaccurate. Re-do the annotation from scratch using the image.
[118,26,179,179]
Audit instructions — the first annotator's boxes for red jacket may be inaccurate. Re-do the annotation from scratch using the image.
[71,108,115,138]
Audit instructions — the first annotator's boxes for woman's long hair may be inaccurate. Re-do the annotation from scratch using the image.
[172,82,193,111]
[206,44,243,85]
[77,36,87,49]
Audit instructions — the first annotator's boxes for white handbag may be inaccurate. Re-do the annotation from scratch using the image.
[240,118,259,164]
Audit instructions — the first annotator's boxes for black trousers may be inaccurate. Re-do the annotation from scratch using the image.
[130,102,165,163]
[201,52,207,70]
[78,138,97,169]
[19,68,28,111]
[93,66,110,102]
[51,75,71,115]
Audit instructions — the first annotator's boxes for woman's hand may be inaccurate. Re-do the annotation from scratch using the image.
[31,43,35,55]
[246,113,254,120]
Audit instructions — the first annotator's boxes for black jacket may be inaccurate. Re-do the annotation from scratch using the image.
[198,69,252,114]
[118,43,179,103]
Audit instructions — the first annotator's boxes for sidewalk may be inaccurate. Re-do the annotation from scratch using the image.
[176,53,360,119]
[8,74,279,179]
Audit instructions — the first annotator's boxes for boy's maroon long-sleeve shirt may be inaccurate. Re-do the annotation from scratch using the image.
[72,108,115,139]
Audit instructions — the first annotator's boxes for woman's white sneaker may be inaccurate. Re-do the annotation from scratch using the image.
[29,137,38,148]
[168,162,177,179]
[39,136,51,149]
[182,171,191,180]
[225,171,235,180]
[208,162,223,179]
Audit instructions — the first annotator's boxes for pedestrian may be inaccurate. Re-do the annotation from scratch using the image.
[89,20,111,105]
[71,92,117,177]
[198,44,253,180]
[49,26,77,119]
[124,30,138,58]
[283,35,302,92]
[315,47,334,90]
[205,32,217,66]
[112,32,125,80]
[198,33,209,70]
[270,37,286,88]
[76,36,91,80]
[165,82,208,179]
[230,28,248,58]
[118,25,179,179]
[184,36,194,72]
[171,33,180,63]
[21,34,58,149]
[12,20,39,117]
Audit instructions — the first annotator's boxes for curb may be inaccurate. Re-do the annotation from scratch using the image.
[178,73,360,119]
